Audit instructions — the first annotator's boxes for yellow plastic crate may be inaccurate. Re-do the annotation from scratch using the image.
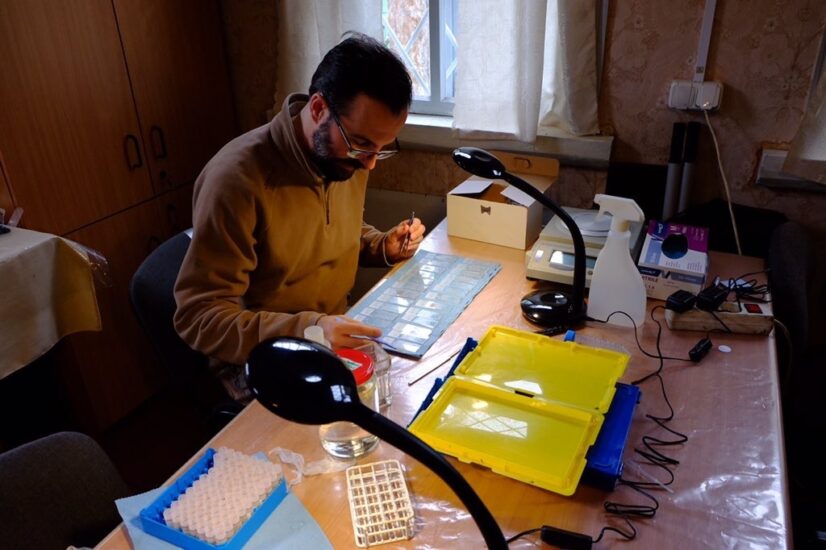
[409,325,630,495]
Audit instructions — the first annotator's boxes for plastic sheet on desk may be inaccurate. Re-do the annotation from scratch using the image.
[393,331,789,549]
[613,337,790,549]
[347,251,500,358]
[390,458,600,550]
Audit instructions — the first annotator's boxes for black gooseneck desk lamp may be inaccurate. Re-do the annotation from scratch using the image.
[245,338,508,550]
[452,147,586,330]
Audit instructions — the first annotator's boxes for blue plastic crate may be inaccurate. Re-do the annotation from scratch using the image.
[582,383,641,491]
[139,448,289,550]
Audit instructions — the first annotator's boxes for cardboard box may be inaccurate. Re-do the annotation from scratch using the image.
[637,221,709,300]
[447,152,559,249]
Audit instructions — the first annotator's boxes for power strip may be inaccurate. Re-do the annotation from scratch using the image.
[664,301,773,335]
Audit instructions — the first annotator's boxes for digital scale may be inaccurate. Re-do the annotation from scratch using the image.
[525,207,644,287]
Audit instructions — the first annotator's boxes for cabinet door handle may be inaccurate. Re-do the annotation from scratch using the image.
[150,125,168,159]
[123,134,143,170]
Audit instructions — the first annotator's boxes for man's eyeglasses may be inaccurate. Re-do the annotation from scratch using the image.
[329,109,400,161]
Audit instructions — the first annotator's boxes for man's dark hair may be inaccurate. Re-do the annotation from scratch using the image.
[309,32,412,116]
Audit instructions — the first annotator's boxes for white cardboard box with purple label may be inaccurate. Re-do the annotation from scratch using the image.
[637,221,709,300]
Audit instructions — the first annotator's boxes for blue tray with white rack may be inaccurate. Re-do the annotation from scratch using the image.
[139,448,289,550]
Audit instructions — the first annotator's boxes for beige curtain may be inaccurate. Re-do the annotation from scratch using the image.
[452,0,599,142]
[784,70,826,184]
[274,1,382,108]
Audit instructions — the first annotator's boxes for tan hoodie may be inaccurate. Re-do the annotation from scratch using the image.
[174,94,386,365]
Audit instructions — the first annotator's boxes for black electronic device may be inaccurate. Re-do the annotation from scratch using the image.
[245,337,508,550]
[452,147,586,329]
[689,337,713,362]
[666,289,697,313]
[696,285,728,312]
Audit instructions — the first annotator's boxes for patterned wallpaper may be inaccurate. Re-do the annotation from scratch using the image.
[600,0,826,235]
[222,0,826,235]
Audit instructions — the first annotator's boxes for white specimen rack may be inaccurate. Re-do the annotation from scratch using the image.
[346,459,415,547]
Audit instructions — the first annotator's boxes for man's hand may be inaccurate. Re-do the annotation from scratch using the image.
[316,315,382,349]
[384,217,425,263]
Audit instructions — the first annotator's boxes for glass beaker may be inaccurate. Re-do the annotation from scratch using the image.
[318,348,380,459]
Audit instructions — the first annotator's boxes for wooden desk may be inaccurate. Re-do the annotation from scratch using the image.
[98,220,789,548]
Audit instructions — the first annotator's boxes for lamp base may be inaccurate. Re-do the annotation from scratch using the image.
[520,289,583,329]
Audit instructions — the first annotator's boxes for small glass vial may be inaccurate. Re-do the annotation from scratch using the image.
[354,340,393,408]
[318,349,379,459]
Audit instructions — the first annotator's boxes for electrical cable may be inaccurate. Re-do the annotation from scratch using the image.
[504,527,541,544]
[709,309,733,333]
[593,518,636,543]
[580,308,690,543]
[703,108,743,255]
[772,318,794,393]
[604,480,660,518]
[504,519,637,546]
[717,269,771,303]
[587,308,694,365]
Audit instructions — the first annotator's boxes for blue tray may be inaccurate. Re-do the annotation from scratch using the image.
[139,448,289,550]
[582,383,640,491]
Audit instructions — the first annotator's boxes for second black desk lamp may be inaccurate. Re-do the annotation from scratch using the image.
[245,337,508,550]
[452,147,586,330]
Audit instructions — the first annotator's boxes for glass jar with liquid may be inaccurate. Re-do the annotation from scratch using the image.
[318,348,380,459]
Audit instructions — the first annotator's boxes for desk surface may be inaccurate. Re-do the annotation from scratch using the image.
[98,220,788,549]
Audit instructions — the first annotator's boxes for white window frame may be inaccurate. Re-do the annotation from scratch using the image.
[383,0,457,116]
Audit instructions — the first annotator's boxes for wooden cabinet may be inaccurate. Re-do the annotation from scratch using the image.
[62,186,194,430]
[114,0,236,193]
[0,0,155,235]
[0,1,236,431]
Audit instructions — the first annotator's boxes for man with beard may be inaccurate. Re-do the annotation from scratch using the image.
[174,33,423,400]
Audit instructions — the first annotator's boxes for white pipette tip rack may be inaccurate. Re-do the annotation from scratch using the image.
[140,447,288,549]
[162,448,281,545]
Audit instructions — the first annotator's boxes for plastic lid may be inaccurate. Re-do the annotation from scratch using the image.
[336,349,374,385]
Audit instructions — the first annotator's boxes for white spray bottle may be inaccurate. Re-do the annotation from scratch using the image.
[587,194,647,327]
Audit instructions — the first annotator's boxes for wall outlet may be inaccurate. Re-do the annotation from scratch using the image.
[668,80,723,110]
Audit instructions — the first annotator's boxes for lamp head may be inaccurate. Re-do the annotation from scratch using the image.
[244,337,361,425]
[452,147,506,179]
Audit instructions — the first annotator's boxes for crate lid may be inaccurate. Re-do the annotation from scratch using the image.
[456,325,629,413]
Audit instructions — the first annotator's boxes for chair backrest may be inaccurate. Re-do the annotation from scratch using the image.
[129,231,208,388]
[0,431,130,549]
[768,221,814,355]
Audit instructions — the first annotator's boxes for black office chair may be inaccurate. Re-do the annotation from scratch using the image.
[129,231,240,431]
[768,221,826,547]
[0,431,131,550]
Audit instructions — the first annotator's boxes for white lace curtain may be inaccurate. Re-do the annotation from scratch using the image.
[275,1,381,107]
[452,0,599,141]
[275,0,599,143]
